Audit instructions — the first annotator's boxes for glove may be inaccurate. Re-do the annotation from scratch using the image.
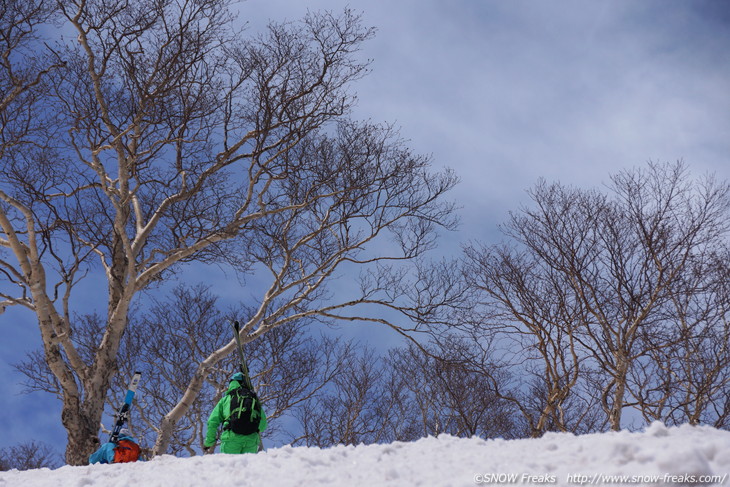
[203,446,214,455]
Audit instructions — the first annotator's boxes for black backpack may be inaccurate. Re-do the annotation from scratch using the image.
[224,386,262,435]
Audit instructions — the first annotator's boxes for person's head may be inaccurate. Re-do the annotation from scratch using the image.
[230,372,244,384]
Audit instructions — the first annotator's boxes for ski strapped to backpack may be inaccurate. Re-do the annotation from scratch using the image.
[232,321,255,390]
[109,371,142,443]
[230,321,265,450]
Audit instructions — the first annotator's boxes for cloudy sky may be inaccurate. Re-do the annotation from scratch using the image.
[2,0,729,457]
[245,0,730,243]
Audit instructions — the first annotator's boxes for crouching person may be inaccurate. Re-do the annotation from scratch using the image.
[89,429,141,464]
[204,372,267,454]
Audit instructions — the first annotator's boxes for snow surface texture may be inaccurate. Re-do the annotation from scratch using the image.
[1,423,729,487]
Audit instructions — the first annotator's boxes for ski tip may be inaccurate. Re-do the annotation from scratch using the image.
[134,371,142,375]
[233,320,240,329]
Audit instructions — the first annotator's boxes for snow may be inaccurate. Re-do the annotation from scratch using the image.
[2,423,729,487]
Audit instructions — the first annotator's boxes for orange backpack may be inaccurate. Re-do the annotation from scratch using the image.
[113,439,141,463]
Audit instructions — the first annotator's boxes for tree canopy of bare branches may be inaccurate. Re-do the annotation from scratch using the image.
[464,162,730,433]
[0,440,62,471]
[0,0,457,464]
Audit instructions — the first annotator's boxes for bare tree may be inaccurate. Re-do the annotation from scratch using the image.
[16,283,389,456]
[0,0,64,166]
[293,345,403,447]
[631,249,730,428]
[462,243,592,436]
[0,441,62,471]
[0,0,457,464]
[389,338,518,440]
[288,335,518,447]
[464,162,730,431]
[291,342,439,447]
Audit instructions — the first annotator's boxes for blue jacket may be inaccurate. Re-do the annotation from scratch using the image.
[89,434,136,464]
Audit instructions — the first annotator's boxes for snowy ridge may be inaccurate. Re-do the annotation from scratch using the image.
[1,423,729,487]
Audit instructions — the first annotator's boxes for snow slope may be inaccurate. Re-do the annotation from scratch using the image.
[1,422,729,487]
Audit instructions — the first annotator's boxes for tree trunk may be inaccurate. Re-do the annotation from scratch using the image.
[62,400,105,465]
[608,358,629,431]
[56,287,130,464]
[57,336,120,464]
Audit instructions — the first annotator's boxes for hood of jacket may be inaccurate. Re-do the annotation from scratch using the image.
[227,379,243,392]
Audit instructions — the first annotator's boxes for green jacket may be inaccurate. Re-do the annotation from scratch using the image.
[204,379,267,449]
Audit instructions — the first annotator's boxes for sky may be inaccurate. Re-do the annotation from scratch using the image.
[241,0,730,245]
[2,0,730,461]
[2,422,729,485]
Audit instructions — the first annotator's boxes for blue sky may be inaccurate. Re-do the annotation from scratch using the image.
[1,0,729,457]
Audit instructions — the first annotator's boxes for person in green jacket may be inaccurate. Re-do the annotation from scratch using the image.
[203,372,267,454]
